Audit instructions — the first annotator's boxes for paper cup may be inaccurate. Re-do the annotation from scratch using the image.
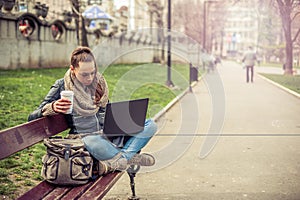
[60,90,74,114]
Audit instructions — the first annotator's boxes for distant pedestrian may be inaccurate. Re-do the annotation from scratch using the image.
[282,63,286,71]
[207,54,216,73]
[242,46,257,83]
[215,56,222,65]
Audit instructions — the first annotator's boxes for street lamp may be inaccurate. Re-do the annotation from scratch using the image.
[202,0,217,52]
[203,1,207,51]
[166,0,174,87]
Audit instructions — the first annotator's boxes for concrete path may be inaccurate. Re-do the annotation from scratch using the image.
[104,61,300,200]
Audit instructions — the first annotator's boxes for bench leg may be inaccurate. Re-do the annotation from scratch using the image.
[127,165,140,200]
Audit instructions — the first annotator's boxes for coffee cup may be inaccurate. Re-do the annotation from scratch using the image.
[60,90,74,114]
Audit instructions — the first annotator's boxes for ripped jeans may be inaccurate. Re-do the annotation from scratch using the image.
[82,119,157,160]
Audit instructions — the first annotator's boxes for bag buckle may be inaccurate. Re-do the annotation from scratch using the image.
[64,145,71,160]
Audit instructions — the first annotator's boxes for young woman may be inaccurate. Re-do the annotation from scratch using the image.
[28,46,157,174]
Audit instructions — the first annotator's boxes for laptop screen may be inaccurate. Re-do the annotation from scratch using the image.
[103,98,149,137]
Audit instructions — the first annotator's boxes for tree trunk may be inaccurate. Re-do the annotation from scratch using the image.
[79,15,89,47]
[276,0,294,75]
[72,0,89,47]
[283,18,293,74]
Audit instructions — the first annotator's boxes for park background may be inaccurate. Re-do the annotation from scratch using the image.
[0,0,300,199]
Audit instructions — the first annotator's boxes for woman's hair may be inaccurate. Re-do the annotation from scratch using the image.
[70,46,105,105]
[70,46,96,69]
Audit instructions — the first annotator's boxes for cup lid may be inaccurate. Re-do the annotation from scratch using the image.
[61,90,74,95]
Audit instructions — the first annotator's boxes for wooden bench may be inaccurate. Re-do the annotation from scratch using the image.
[0,114,140,200]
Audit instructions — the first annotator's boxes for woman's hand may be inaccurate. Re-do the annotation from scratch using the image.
[52,98,72,114]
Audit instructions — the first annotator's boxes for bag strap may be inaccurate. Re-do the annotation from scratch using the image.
[80,156,92,176]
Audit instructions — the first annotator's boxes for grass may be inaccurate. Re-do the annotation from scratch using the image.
[238,60,300,87]
[259,62,300,69]
[259,73,300,94]
[0,63,192,199]
[0,68,67,129]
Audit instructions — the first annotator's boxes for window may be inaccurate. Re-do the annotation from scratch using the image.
[18,18,35,37]
[51,23,63,40]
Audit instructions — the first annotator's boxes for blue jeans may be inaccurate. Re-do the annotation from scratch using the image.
[82,119,157,160]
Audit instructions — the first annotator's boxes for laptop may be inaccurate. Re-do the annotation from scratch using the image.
[103,98,149,137]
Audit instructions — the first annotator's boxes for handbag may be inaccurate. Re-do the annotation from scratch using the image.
[41,137,94,185]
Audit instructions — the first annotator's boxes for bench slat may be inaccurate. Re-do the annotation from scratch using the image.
[0,114,68,160]
[78,172,124,200]
[60,181,96,200]
[17,172,124,200]
[42,186,72,200]
[17,181,56,200]
[18,180,92,200]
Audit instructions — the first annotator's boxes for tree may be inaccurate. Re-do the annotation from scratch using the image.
[275,0,300,74]
[70,0,89,47]
[172,0,227,52]
[256,0,284,62]
[172,0,201,43]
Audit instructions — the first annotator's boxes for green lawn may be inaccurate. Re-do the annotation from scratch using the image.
[259,62,300,69]
[259,73,300,94]
[0,63,191,199]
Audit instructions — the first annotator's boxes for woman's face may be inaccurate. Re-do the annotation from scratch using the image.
[73,61,96,86]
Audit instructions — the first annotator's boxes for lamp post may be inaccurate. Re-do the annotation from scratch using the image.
[202,1,207,51]
[166,0,174,87]
[202,0,217,52]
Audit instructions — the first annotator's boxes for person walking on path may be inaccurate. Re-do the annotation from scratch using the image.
[242,46,257,83]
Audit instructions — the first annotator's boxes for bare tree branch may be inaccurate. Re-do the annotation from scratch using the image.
[292,28,300,42]
[291,11,300,21]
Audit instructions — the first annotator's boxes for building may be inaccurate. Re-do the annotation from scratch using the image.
[13,0,124,32]
[221,1,259,57]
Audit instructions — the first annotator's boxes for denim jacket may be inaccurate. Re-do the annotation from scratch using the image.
[28,78,106,134]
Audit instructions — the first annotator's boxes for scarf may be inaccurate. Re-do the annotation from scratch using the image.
[64,69,109,116]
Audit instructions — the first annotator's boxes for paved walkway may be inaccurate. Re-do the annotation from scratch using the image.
[105,61,300,200]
